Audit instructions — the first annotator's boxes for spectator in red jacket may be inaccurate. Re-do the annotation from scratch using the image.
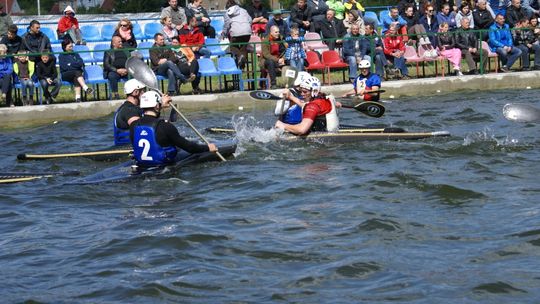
[179,16,211,58]
[383,24,410,79]
[56,5,85,45]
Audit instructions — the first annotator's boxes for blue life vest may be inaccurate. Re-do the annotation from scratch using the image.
[113,109,131,146]
[132,120,177,166]
[282,104,302,124]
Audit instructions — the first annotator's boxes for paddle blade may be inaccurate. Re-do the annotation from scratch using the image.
[249,90,281,101]
[126,57,159,91]
[354,102,386,118]
[503,103,540,122]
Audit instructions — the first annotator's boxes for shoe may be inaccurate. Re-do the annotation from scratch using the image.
[75,98,82,103]
[45,98,51,105]
[187,74,196,82]
[468,69,479,75]
[454,69,463,76]
[192,87,202,95]
[401,75,411,80]
[237,54,246,69]
[522,66,531,71]
[85,87,94,95]
[500,65,509,72]
[533,65,540,70]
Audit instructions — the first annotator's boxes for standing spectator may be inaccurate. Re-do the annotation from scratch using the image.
[149,33,186,96]
[171,37,201,94]
[314,10,347,50]
[488,14,522,72]
[0,43,12,106]
[58,39,93,103]
[0,24,22,54]
[455,17,487,74]
[383,24,410,79]
[245,0,269,36]
[56,5,85,45]
[0,4,13,37]
[364,23,390,78]
[35,51,60,104]
[222,0,252,69]
[285,27,306,71]
[381,7,408,34]
[260,25,287,89]
[455,3,475,28]
[290,0,313,32]
[13,51,35,105]
[437,3,457,30]
[342,24,368,81]
[344,0,365,15]
[419,4,440,46]
[343,10,365,34]
[473,0,494,40]
[104,36,130,100]
[326,0,346,20]
[161,0,187,32]
[113,18,137,49]
[512,18,540,70]
[160,16,178,45]
[266,10,290,38]
[21,20,51,62]
[437,22,463,75]
[179,16,211,58]
[506,0,528,27]
[307,0,329,22]
[185,0,216,38]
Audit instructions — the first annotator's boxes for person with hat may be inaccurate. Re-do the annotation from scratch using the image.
[56,5,85,45]
[130,90,217,167]
[342,59,382,101]
[265,9,290,37]
[0,3,13,38]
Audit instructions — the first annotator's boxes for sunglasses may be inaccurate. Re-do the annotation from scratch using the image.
[120,24,129,27]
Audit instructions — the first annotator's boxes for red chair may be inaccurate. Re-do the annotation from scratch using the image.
[306,51,326,83]
[481,41,499,73]
[321,50,349,84]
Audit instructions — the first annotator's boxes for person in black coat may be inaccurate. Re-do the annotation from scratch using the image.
[506,0,528,28]
[35,51,61,104]
[185,0,215,38]
[104,35,130,99]
[455,17,487,74]
[290,0,313,32]
[21,20,51,62]
[473,0,494,41]
[0,24,22,55]
[58,39,93,103]
[313,9,346,50]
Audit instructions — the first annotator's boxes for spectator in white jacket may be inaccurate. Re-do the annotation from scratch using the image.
[221,0,252,69]
[455,3,475,28]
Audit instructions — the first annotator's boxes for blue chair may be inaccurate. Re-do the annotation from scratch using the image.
[51,45,63,63]
[92,43,109,63]
[144,22,162,40]
[205,38,226,57]
[17,27,27,37]
[363,11,380,28]
[132,23,145,41]
[40,27,59,44]
[84,65,109,100]
[101,24,116,41]
[210,18,224,34]
[74,45,94,64]
[12,75,42,105]
[137,41,154,61]
[81,25,102,42]
[217,57,243,91]
[198,58,222,92]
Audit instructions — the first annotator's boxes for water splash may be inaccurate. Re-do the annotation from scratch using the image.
[231,115,282,144]
[463,127,519,147]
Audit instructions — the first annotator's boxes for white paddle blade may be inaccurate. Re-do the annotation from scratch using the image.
[503,103,540,122]
[126,57,159,90]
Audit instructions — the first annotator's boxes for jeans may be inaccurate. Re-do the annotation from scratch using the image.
[289,58,305,72]
[388,55,408,76]
[39,78,61,99]
[496,46,522,69]
[106,71,128,94]
[19,78,35,98]
[178,60,201,90]
[197,47,212,58]
[368,49,388,76]
[156,60,185,94]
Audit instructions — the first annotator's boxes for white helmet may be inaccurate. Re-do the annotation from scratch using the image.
[139,91,162,109]
[294,71,311,87]
[298,76,321,97]
[124,79,146,95]
[358,59,371,69]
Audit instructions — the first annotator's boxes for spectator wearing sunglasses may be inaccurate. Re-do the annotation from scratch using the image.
[113,18,137,50]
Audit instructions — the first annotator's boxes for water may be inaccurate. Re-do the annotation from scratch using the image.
[1,89,540,303]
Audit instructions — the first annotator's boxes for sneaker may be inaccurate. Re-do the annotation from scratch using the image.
[75,98,82,103]
[500,65,509,72]
[401,75,411,80]
[187,74,196,82]
[192,87,202,95]
[85,87,94,95]
[468,69,479,75]
[457,70,463,76]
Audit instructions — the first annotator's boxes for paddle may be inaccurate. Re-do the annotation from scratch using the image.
[342,89,386,96]
[17,149,132,161]
[126,57,227,162]
[503,103,540,122]
[248,90,386,118]
[0,170,80,184]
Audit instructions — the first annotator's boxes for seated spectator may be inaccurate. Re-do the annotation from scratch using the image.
[245,0,269,35]
[161,0,187,31]
[58,39,93,103]
[473,0,494,41]
[57,5,85,45]
[266,10,290,38]
[455,17,487,74]
[113,18,138,49]
[307,0,329,22]
[522,0,540,17]
[0,4,13,38]
[343,24,368,81]
[313,9,346,50]
[160,16,178,45]
[149,33,186,95]
[260,25,287,89]
[381,7,408,35]
[222,0,252,69]
[398,0,428,16]
[437,3,457,30]
[171,37,201,94]
[419,4,440,46]
[343,10,365,34]
[179,16,211,58]
[0,43,13,106]
[344,0,365,15]
[35,51,60,104]
[489,0,509,17]
[506,0,527,28]
[402,4,436,55]
[437,22,463,75]
[21,20,51,62]
[13,51,35,105]
[104,36,130,100]
[285,27,306,71]
[512,18,540,70]
[364,23,390,78]
[455,3,475,28]
[290,0,313,32]
[0,24,22,54]
[186,0,216,38]
[383,24,410,79]
[488,13,522,72]
[326,0,345,20]
[530,16,540,40]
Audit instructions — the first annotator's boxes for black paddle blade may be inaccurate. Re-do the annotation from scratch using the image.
[354,102,385,118]
[249,91,281,101]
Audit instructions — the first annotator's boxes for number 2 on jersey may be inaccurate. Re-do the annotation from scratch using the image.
[138,139,153,161]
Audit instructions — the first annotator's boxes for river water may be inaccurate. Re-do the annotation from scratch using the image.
[1,89,539,303]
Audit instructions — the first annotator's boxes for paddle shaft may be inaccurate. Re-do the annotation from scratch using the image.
[18,149,132,160]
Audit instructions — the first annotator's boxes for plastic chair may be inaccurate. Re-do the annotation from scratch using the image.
[403,45,423,77]
[305,51,326,82]
[74,44,94,64]
[100,24,116,41]
[144,22,162,40]
[198,58,223,92]
[51,45,63,63]
[138,41,154,61]
[481,41,499,73]
[132,23,145,41]
[40,27,59,44]
[304,32,329,52]
[80,25,102,42]
[17,27,27,37]
[84,65,109,100]
[248,35,262,56]
[12,75,42,105]
[321,50,348,84]
[210,18,224,34]
[363,11,380,28]
[205,38,226,57]
[217,57,244,91]
[92,43,109,63]
[417,46,446,77]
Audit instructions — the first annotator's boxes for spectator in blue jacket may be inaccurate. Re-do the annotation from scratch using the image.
[0,43,13,106]
[59,39,93,102]
[436,3,457,30]
[489,0,510,17]
[419,4,440,46]
[342,24,368,81]
[488,14,522,72]
[381,7,407,34]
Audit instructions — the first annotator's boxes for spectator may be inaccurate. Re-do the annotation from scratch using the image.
[435,0,457,13]
[13,51,35,105]
[285,27,306,71]
[344,0,365,15]
[266,10,290,38]
[364,23,390,78]
[506,0,528,28]
[35,51,60,104]
[398,0,426,15]
[58,39,93,103]
[383,24,410,79]
[149,33,186,96]
[419,4,440,46]
[314,10,346,50]
[402,4,436,55]
[437,22,463,75]
[455,17,487,74]
[245,0,269,36]
[307,0,329,22]
[437,3,457,30]
[343,24,368,81]
[21,20,51,62]
[185,0,215,38]
[160,16,178,45]
[343,10,365,34]
[171,37,201,94]
[473,0,494,40]
[179,16,211,58]
[381,7,408,34]
[0,24,22,54]
[530,16,540,40]
[0,43,12,106]
[489,0,510,17]
[104,36,130,100]
[455,3,475,28]
[522,0,540,18]
[222,0,252,69]
[488,14,522,72]
[57,5,85,45]
[113,18,137,49]
[260,25,287,89]
[326,0,345,20]
[512,18,540,70]
[0,4,13,37]
[290,0,313,32]
[161,0,187,32]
